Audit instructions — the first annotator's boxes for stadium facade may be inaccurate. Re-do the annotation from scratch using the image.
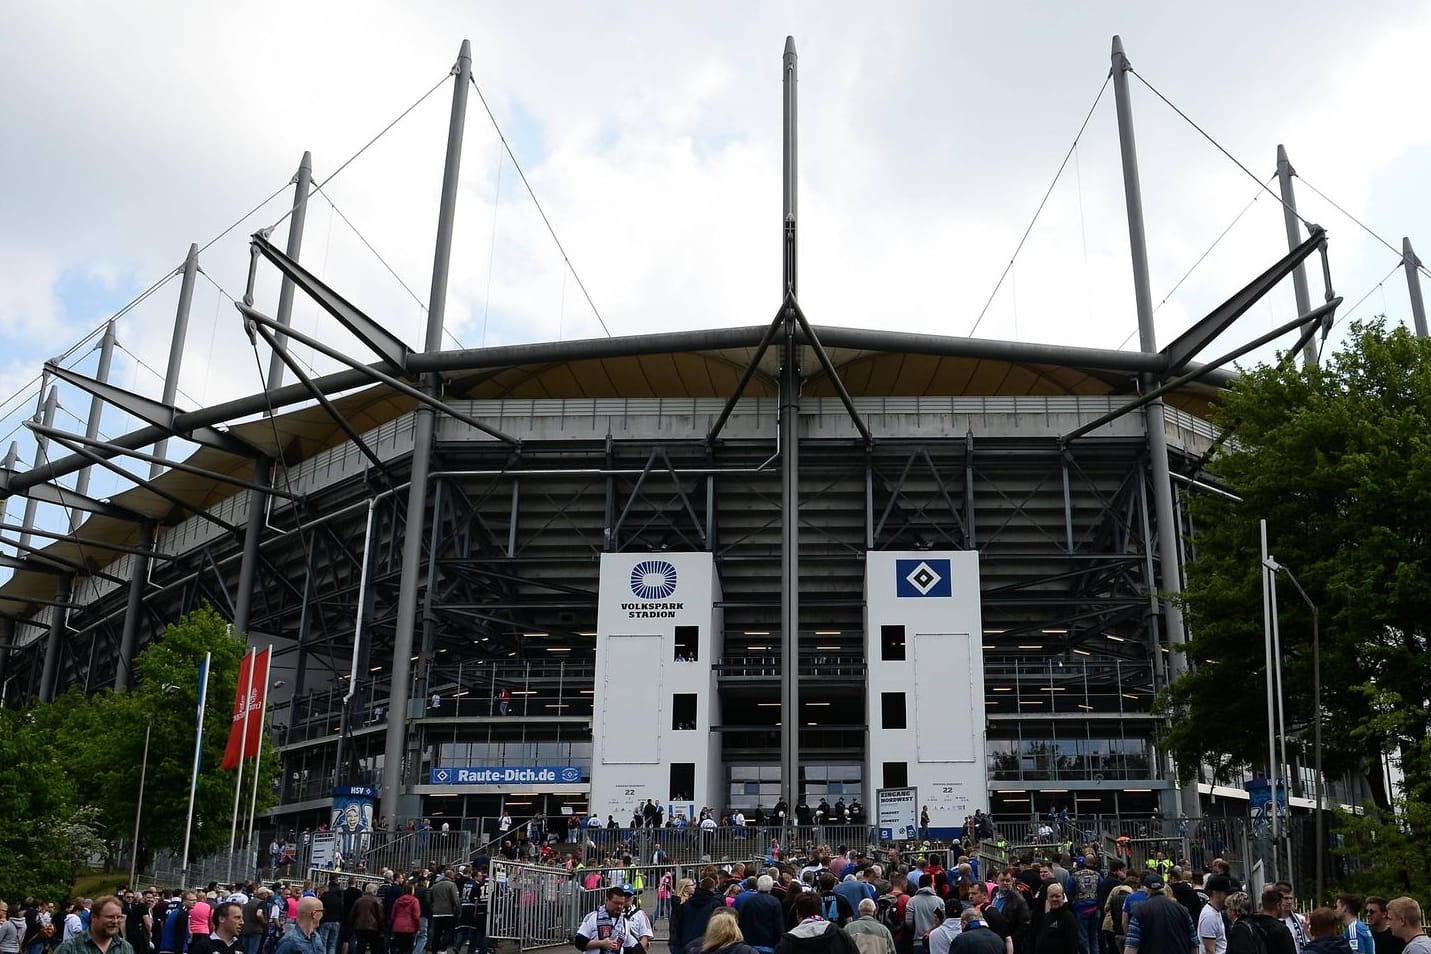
[0,36,1354,839]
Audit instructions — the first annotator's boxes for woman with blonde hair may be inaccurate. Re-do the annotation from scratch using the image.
[670,880,697,954]
[702,909,756,954]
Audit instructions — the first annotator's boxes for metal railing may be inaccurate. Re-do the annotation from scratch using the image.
[489,861,684,952]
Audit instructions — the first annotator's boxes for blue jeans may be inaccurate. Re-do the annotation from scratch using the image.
[413,918,429,954]
[319,922,341,954]
[1077,912,1100,954]
[240,936,262,954]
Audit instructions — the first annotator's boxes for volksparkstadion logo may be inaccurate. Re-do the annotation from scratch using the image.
[630,560,679,600]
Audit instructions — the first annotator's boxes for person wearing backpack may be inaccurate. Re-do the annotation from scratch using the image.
[876,880,909,954]
[818,875,856,928]
[1101,878,1133,954]
[1248,892,1296,954]
[907,883,945,954]
[1227,895,1268,954]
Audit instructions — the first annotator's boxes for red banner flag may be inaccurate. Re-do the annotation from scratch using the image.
[221,648,269,770]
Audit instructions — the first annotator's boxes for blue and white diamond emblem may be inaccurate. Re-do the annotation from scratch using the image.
[895,558,952,598]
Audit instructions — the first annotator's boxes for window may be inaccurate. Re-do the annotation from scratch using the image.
[880,624,906,661]
[880,692,907,729]
[675,626,699,661]
[882,761,908,788]
[670,762,695,801]
[672,693,697,730]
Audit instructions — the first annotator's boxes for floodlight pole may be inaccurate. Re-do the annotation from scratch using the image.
[1403,238,1428,338]
[1276,146,1317,367]
[779,35,802,815]
[151,244,200,477]
[382,40,471,821]
[233,152,313,644]
[1110,35,1197,818]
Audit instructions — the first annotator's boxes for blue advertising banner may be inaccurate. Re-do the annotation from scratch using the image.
[430,765,583,785]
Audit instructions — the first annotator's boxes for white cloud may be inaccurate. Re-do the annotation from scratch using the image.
[2,0,1431,520]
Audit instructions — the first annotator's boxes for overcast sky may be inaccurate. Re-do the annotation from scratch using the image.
[4,1,1431,524]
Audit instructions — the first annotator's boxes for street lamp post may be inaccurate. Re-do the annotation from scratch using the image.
[1267,557,1323,901]
[128,720,152,890]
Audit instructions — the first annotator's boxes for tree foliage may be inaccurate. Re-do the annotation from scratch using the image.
[0,606,279,896]
[1165,321,1431,807]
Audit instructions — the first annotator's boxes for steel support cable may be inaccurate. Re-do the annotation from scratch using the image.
[1324,262,1400,338]
[266,71,455,233]
[311,185,469,350]
[1116,178,1273,349]
[468,74,612,337]
[113,342,203,409]
[0,180,292,441]
[1296,176,1431,282]
[967,73,1112,337]
[198,269,323,379]
[1128,69,1314,231]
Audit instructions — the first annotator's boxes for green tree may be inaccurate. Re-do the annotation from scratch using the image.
[0,606,281,885]
[0,707,95,898]
[1165,321,1431,810]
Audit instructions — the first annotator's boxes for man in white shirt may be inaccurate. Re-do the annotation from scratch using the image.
[623,895,652,954]
[1199,876,1231,954]
[575,887,633,954]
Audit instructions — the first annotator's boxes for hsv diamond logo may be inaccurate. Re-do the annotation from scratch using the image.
[559,767,581,783]
[896,559,952,598]
[630,560,679,600]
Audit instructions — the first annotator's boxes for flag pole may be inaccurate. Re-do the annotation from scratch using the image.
[245,646,272,868]
[227,645,256,883]
[181,651,212,887]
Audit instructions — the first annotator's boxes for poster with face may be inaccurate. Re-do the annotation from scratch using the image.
[331,786,377,854]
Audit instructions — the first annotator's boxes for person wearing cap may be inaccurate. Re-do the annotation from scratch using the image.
[575,887,634,954]
[623,890,653,954]
[1198,878,1232,954]
[1123,874,1195,954]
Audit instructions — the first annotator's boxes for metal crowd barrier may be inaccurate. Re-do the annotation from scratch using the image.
[488,861,691,951]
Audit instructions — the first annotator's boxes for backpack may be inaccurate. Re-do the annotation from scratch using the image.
[1103,885,1132,933]
[877,894,903,935]
[1234,920,1268,954]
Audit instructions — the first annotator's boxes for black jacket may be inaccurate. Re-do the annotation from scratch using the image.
[677,889,727,951]
[775,921,858,954]
[739,893,787,950]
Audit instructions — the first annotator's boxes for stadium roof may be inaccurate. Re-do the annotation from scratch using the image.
[0,323,1230,616]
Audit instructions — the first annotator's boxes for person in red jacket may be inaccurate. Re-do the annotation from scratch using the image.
[390,887,422,954]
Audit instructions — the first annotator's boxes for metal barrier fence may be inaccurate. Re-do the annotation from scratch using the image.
[488,861,589,952]
[574,824,912,866]
[489,861,712,951]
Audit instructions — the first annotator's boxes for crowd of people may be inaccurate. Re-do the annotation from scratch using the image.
[0,867,494,954]
[606,842,1431,954]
